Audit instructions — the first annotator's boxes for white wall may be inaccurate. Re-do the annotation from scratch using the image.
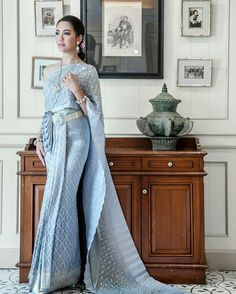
[0,0,236,269]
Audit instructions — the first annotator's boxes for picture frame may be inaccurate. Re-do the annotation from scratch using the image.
[81,0,164,79]
[31,56,61,89]
[177,58,212,87]
[34,0,64,37]
[181,0,211,37]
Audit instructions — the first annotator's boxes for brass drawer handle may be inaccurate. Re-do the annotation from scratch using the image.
[109,161,114,167]
[142,189,148,194]
[168,161,173,167]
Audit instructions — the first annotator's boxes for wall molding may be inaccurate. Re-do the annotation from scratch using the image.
[0,145,25,149]
[0,132,36,135]
[1,249,236,269]
[16,0,20,119]
[206,250,236,270]
[225,0,231,120]
[0,133,235,149]
[0,0,4,119]
[203,145,236,149]
[205,161,228,238]
[0,161,3,235]
[0,249,18,268]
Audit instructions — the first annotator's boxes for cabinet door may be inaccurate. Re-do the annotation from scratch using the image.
[25,177,46,244]
[141,176,204,264]
[21,176,45,266]
[111,175,142,254]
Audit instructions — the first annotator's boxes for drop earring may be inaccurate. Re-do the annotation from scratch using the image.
[76,42,80,53]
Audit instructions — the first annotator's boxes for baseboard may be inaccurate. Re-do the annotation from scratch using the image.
[206,251,236,270]
[0,248,236,270]
[0,248,19,268]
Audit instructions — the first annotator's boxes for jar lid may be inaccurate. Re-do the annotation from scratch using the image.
[149,83,181,103]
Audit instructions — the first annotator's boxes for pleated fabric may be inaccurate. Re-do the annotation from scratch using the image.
[28,63,185,294]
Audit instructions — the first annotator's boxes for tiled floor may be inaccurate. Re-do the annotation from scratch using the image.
[1,268,236,293]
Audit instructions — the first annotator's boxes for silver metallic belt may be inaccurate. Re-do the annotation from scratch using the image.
[52,110,84,125]
[41,109,84,152]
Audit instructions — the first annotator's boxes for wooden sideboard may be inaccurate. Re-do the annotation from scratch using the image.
[16,137,207,284]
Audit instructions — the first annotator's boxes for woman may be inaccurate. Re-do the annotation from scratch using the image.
[29,15,184,294]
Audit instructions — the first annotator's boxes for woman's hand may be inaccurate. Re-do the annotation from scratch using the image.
[62,73,84,97]
[62,73,88,115]
[36,141,46,166]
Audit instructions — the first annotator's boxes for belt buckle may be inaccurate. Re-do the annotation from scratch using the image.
[53,113,64,125]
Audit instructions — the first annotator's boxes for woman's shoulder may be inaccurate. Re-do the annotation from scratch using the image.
[76,63,99,78]
[43,62,61,81]
[76,62,96,71]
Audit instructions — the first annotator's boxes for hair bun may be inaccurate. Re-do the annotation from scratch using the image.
[78,51,86,61]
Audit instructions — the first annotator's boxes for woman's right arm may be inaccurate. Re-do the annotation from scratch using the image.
[35,128,45,166]
[35,65,51,167]
[35,63,60,166]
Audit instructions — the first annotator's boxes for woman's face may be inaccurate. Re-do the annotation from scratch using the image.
[55,21,82,52]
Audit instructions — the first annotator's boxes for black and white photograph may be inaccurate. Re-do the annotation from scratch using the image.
[42,7,56,28]
[177,58,212,86]
[102,2,142,57]
[181,0,211,36]
[34,1,63,36]
[184,66,204,79]
[31,56,61,89]
[189,7,203,28]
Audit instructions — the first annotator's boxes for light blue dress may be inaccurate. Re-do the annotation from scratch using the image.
[28,63,185,294]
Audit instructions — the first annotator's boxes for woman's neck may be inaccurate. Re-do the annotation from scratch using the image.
[62,53,80,65]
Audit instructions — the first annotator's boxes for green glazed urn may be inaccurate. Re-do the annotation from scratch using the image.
[136,83,194,150]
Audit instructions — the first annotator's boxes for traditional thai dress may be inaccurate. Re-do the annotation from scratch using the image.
[28,63,184,294]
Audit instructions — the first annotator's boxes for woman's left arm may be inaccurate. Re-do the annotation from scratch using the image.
[73,87,88,116]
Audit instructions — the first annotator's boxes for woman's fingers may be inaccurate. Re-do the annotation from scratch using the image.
[37,150,45,166]
[36,143,45,166]
[63,73,71,80]
[39,153,45,166]
[63,73,75,81]
[39,144,45,157]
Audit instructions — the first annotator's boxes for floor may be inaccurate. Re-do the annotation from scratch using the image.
[1,268,236,293]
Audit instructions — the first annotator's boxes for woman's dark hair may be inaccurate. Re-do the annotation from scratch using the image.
[56,15,86,61]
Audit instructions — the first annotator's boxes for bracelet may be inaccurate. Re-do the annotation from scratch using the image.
[34,138,43,146]
[76,95,87,104]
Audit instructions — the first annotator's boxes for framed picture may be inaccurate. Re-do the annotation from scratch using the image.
[31,56,61,89]
[34,0,64,36]
[81,0,164,79]
[181,0,211,37]
[177,58,212,87]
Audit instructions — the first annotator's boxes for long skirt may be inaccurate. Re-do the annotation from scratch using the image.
[28,115,90,293]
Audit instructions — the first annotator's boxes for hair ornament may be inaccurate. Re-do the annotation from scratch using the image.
[80,40,86,49]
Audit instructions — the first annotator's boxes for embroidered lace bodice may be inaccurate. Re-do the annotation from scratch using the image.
[43,63,101,113]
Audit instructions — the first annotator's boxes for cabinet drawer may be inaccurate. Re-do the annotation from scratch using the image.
[25,157,45,172]
[107,156,141,171]
[142,157,200,171]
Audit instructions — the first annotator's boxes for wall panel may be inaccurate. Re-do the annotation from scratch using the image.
[205,149,236,253]
[0,0,3,119]
[0,160,3,235]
